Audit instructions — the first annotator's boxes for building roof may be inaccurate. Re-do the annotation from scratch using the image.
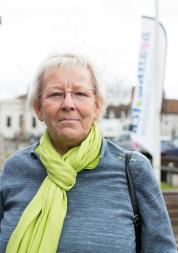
[17,94,28,100]
[105,98,178,118]
[161,99,178,114]
[105,104,130,118]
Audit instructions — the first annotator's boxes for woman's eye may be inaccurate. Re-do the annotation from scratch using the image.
[49,92,63,97]
[74,91,87,97]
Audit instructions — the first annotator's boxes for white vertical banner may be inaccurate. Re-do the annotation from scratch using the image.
[131,16,167,180]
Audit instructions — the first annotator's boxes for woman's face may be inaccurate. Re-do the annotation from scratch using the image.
[34,66,101,153]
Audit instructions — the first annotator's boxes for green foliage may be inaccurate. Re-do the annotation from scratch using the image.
[161,182,178,190]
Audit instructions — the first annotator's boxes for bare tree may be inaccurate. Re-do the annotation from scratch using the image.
[105,78,131,106]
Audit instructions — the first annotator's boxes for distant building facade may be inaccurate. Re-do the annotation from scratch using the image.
[104,99,178,138]
[0,95,44,140]
[161,99,178,137]
[100,104,131,137]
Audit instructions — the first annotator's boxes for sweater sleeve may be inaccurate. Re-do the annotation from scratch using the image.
[0,170,5,224]
[130,151,177,253]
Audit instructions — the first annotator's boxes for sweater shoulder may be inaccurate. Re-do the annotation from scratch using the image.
[105,139,153,179]
[1,143,41,177]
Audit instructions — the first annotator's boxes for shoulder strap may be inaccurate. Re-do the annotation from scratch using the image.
[125,151,142,253]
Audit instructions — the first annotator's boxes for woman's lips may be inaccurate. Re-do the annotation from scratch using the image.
[58,118,79,123]
[58,118,78,121]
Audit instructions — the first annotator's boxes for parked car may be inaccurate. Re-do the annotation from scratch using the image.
[113,133,174,151]
[112,133,133,150]
[112,133,149,160]
[161,146,178,167]
[112,133,178,167]
[172,136,178,148]
[161,139,175,153]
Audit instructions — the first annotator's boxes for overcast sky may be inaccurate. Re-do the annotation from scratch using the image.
[0,0,178,101]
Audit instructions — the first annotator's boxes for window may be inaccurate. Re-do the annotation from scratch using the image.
[32,117,37,128]
[6,116,12,127]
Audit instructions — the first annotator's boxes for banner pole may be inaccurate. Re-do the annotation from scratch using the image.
[131,14,166,182]
[153,0,161,183]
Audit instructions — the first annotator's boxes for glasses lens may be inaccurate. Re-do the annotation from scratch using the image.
[42,88,94,102]
[72,89,94,101]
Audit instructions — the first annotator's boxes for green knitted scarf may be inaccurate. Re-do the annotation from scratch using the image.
[6,123,102,253]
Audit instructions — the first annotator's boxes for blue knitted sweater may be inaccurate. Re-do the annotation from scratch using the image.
[0,138,177,253]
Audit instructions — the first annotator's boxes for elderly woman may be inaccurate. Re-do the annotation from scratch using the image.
[0,54,177,253]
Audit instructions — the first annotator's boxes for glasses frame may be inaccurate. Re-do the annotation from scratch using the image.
[39,88,96,103]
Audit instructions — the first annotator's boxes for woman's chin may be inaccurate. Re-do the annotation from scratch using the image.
[55,129,84,145]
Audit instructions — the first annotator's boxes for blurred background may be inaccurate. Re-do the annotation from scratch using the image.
[0,0,178,178]
[0,0,178,177]
[0,0,178,244]
[0,0,178,172]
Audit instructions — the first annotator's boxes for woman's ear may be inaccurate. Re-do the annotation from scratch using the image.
[94,99,103,120]
[33,101,44,121]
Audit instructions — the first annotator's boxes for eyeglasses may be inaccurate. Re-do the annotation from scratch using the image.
[40,88,96,103]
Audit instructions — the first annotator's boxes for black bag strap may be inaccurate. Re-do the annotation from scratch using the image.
[125,151,142,253]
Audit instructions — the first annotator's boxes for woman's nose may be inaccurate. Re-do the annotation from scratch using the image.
[61,92,75,111]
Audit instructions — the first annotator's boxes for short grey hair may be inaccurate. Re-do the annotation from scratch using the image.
[30,53,105,111]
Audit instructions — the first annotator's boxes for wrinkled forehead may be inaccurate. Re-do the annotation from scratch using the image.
[41,66,94,89]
